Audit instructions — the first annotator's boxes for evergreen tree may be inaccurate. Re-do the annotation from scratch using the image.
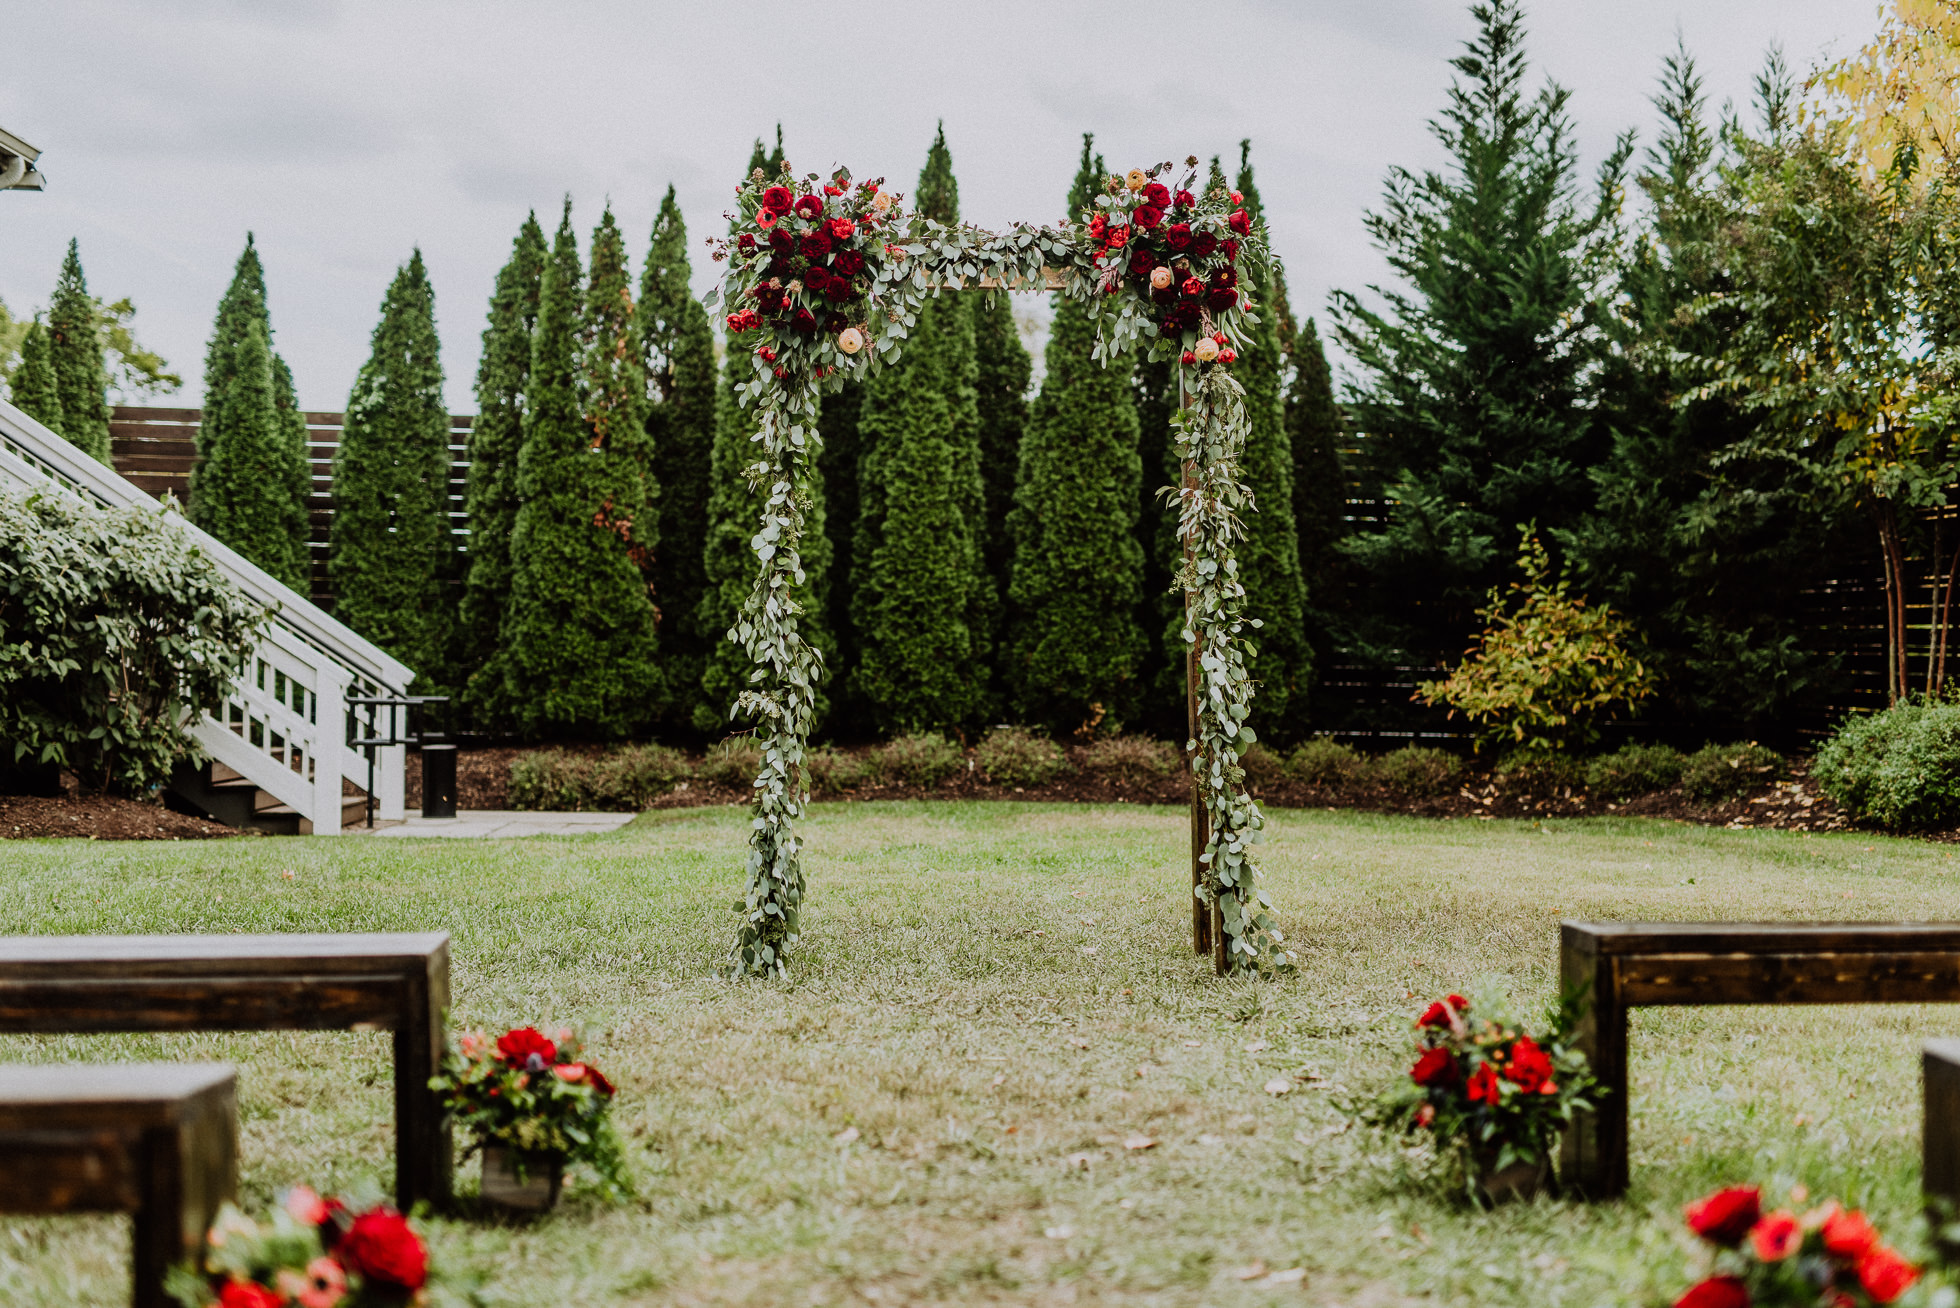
[189,237,312,592]
[638,186,719,728]
[45,240,111,463]
[1231,142,1313,741]
[1132,356,1185,737]
[461,212,547,708]
[1331,0,1628,691]
[494,202,660,738]
[851,125,991,733]
[973,289,1030,666]
[10,320,62,432]
[328,250,455,684]
[818,380,864,718]
[1005,135,1146,732]
[1273,270,1350,690]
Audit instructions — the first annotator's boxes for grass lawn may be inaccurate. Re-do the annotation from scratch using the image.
[3,802,1958,1306]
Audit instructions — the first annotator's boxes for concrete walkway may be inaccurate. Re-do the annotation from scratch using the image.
[358,810,636,838]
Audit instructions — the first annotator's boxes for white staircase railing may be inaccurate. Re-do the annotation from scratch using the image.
[0,397,414,832]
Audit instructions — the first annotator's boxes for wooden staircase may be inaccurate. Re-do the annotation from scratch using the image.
[165,762,369,835]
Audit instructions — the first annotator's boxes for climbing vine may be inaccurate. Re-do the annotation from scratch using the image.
[707,156,1287,978]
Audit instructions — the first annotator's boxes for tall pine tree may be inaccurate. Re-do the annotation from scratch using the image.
[638,185,719,728]
[1005,135,1146,732]
[189,237,313,592]
[45,240,112,463]
[328,250,455,684]
[973,282,1031,674]
[1331,0,1627,686]
[1272,267,1349,702]
[461,212,546,711]
[494,202,660,738]
[11,319,61,432]
[851,125,991,733]
[1231,142,1313,742]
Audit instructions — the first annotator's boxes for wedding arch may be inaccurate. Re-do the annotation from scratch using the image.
[704,157,1290,980]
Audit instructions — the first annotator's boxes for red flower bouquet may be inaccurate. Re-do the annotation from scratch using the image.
[429,1024,632,1201]
[166,1188,428,1308]
[1351,988,1598,1200]
[1674,1186,1922,1306]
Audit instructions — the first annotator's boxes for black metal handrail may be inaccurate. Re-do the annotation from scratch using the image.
[346,695,449,828]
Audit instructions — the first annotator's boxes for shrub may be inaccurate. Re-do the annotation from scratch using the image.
[1375,746,1461,796]
[878,732,966,787]
[1081,735,1177,786]
[974,727,1071,787]
[589,744,690,808]
[1681,742,1782,803]
[806,746,872,794]
[509,749,592,810]
[1813,705,1960,829]
[1290,738,1368,787]
[1497,752,1585,797]
[0,490,264,794]
[1415,530,1655,755]
[1239,743,1288,789]
[1584,744,1686,801]
[699,736,764,789]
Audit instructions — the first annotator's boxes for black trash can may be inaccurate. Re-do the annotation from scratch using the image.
[420,743,458,819]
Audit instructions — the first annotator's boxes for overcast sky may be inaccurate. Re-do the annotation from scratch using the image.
[0,0,1870,412]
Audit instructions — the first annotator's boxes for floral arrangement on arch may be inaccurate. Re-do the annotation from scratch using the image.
[1673,1185,1922,1307]
[428,1024,631,1200]
[1352,988,1597,1197]
[165,1187,427,1308]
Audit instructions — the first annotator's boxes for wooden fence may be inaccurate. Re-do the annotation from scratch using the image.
[110,406,473,610]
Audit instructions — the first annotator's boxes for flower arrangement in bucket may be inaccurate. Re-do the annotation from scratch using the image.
[165,1187,428,1308]
[429,1025,631,1210]
[1351,987,1597,1201]
[1673,1185,1922,1307]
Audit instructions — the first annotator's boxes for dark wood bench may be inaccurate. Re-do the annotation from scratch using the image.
[0,933,451,1208]
[1926,1038,1960,1255]
[0,1062,237,1308]
[1561,920,1960,1198]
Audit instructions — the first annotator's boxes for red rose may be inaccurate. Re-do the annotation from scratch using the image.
[1749,1210,1802,1262]
[1088,212,1108,238]
[1417,995,1468,1028]
[829,217,856,241]
[496,1027,556,1067]
[1409,1046,1457,1087]
[768,227,794,254]
[823,183,843,196]
[1164,223,1192,250]
[337,1209,427,1290]
[1228,209,1252,235]
[1502,1036,1555,1094]
[1465,1062,1500,1103]
[1856,1246,1918,1303]
[1143,181,1171,206]
[757,347,776,363]
[1217,348,1237,364]
[793,194,824,219]
[584,1063,615,1096]
[1684,1187,1761,1248]
[218,1281,281,1308]
[801,231,833,260]
[1206,287,1241,311]
[1129,248,1156,277]
[1104,225,1129,249]
[792,307,817,332]
[1134,205,1164,229]
[1174,189,1195,209]
[761,186,794,214]
[1822,1207,1878,1258]
[1189,232,1219,260]
[832,250,865,276]
[802,268,831,295]
[1180,350,1195,364]
[1673,1276,1749,1308]
[737,233,757,253]
[1180,276,1204,300]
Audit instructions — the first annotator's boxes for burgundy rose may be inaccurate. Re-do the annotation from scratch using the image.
[1129,248,1156,277]
[792,307,818,332]
[802,268,831,295]
[1673,1277,1749,1308]
[1206,286,1240,311]
[768,227,794,254]
[737,233,756,253]
[1409,1046,1457,1087]
[1164,223,1192,251]
[1228,208,1252,235]
[826,276,854,303]
[1142,181,1171,206]
[1189,232,1218,259]
[793,194,824,219]
[801,231,833,260]
[1222,238,1240,262]
[1173,188,1195,209]
[832,249,865,276]
[1151,286,1177,307]
[336,1209,427,1290]
[1134,205,1164,229]
[761,186,794,214]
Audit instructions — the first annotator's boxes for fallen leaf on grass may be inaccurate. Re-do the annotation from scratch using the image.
[1263,1267,1306,1284]
[834,1127,860,1144]
[1234,1261,1269,1281]
[1123,1135,1157,1151]
[1183,1040,1202,1048]
[1264,1077,1293,1095]
[1064,1152,1093,1169]
[1068,1036,1090,1048]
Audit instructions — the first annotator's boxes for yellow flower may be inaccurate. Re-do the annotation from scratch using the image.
[1126,169,1148,191]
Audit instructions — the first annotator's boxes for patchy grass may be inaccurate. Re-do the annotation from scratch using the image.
[2,804,1958,1305]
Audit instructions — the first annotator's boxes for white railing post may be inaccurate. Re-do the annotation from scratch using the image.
[311,659,351,836]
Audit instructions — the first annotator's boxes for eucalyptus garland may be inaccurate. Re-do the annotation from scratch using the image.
[706,158,1288,978]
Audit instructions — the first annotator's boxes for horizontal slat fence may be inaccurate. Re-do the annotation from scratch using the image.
[110,407,473,611]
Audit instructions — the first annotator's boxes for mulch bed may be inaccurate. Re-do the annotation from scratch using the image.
[0,792,238,840]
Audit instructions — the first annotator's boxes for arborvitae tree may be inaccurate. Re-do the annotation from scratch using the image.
[45,240,111,462]
[1005,135,1146,732]
[461,212,547,706]
[973,288,1030,646]
[494,203,660,738]
[328,250,455,684]
[189,237,312,592]
[1131,355,1185,736]
[852,125,991,732]
[1331,0,1627,689]
[1231,142,1313,742]
[1273,269,1350,690]
[11,320,62,431]
[818,380,864,718]
[638,186,719,728]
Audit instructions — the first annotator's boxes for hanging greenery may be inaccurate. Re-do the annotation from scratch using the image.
[705,156,1288,978]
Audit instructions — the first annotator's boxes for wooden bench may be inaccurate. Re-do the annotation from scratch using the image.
[0,933,451,1208]
[1561,920,1960,1198]
[0,1062,237,1308]
[1925,1039,1960,1255]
